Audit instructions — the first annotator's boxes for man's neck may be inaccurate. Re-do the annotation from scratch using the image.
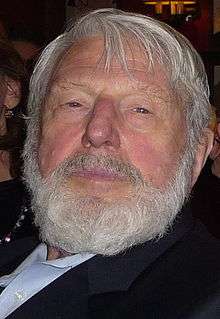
[47,246,72,260]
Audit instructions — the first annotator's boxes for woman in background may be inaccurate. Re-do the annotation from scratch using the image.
[0,38,35,243]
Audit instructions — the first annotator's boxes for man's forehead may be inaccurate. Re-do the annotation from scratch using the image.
[54,36,160,77]
[48,36,173,102]
[53,52,168,90]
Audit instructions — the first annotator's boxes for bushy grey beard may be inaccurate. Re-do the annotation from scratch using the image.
[24,152,193,256]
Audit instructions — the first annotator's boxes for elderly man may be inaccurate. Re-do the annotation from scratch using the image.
[0,8,219,319]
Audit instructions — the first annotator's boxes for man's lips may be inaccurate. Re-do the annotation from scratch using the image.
[71,169,126,181]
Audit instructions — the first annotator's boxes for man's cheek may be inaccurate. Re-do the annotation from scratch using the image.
[130,141,176,187]
[38,129,78,177]
[39,141,58,177]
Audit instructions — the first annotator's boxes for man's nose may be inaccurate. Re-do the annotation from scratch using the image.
[82,99,120,149]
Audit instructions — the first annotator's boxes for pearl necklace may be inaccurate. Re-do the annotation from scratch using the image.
[0,204,29,244]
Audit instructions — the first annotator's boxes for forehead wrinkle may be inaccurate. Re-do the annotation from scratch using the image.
[51,80,94,96]
[53,69,170,91]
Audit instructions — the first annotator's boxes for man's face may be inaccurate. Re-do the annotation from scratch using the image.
[39,37,186,203]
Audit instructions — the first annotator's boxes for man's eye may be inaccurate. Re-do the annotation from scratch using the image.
[133,107,150,114]
[66,101,82,108]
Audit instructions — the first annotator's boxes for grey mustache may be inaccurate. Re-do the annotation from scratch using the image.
[52,154,144,185]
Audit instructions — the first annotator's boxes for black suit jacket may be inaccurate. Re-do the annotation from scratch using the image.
[1,210,220,319]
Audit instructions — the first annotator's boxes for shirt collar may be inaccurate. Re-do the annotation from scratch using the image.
[0,243,95,287]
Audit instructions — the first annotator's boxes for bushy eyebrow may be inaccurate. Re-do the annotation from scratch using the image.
[139,86,172,103]
[50,81,95,98]
[54,80,91,91]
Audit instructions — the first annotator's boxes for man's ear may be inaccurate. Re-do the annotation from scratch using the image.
[191,128,214,187]
[209,123,220,160]
[3,78,21,109]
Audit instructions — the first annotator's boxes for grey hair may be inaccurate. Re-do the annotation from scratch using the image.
[24,8,211,173]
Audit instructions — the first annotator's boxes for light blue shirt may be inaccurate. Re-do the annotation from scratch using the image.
[0,243,95,318]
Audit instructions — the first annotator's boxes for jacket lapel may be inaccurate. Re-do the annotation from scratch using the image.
[7,261,90,319]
